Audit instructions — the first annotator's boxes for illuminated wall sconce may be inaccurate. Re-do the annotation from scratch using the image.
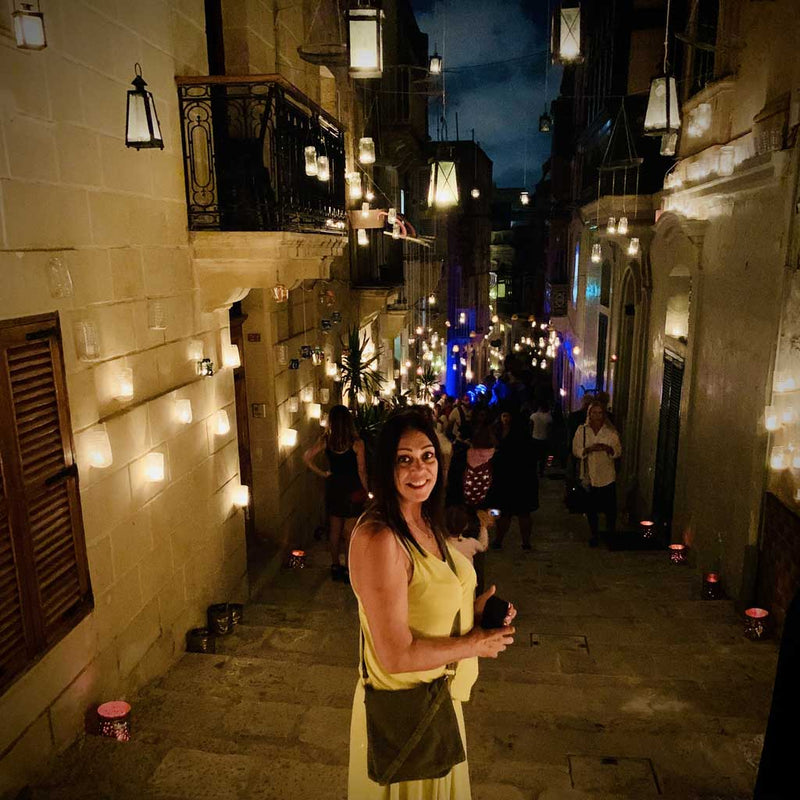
[197,358,214,377]
[287,397,300,413]
[764,406,780,431]
[86,426,113,469]
[301,386,315,403]
[47,256,73,298]
[222,344,241,369]
[213,409,231,436]
[274,344,289,365]
[144,452,165,482]
[148,300,167,330]
[175,398,193,424]
[770,446,787,470]
[304,146,318,176]
[358,137,376,164]
[309,403,322,419]
[115,367,134,401]
[617,216,629,236]
[627,237,640,257]
[357,229,369,247]
[232,484,250,509]
[76,320,101,362]
[13,0,47,49]
[280,428,298,448]
[125,63,163,150]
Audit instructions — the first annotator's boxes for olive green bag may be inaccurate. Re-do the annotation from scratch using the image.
[360,548,466,785]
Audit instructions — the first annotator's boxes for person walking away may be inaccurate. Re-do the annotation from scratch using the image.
[445,505,490,564]
[490,409,539,550]
[530,402,553,477]
[447,393,473,450]
[572,400,621,547]
[347,409,516,797]
[303,404,369,582]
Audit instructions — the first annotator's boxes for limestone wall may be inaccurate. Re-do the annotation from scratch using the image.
[0,0,248,790]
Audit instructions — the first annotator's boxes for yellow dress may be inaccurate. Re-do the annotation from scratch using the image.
[348,539,479,799]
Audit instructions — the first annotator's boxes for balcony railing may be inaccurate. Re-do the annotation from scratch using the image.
[176,75,346,233]
[546,282,569,318]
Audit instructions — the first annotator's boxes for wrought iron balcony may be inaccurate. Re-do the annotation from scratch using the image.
[176,75,346,233]
[546,282,569,318]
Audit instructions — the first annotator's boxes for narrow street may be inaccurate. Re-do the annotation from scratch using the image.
[30,476,777,800]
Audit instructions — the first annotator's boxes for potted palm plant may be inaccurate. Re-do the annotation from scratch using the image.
[337,325,384,409]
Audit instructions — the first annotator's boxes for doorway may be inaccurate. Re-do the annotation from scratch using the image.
[652,350,684,538]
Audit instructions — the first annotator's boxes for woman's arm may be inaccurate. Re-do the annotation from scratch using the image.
[349,524,514,674]
[303,436,330,478]
[354,438,369,492]
[608,428,622,458]
[571,426,585,459]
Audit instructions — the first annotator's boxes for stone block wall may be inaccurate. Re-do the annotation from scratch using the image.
[0,1,247,792]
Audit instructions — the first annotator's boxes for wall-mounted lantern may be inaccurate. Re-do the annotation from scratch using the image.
[13,0,46,50]
[125,63,164,150]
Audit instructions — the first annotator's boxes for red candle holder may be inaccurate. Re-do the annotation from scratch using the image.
[668,543,687,564]
[744,608,770,641]
[702,572,722,600]
[97,701,131,741]
[639,520,656,540]
[287,549,307,569]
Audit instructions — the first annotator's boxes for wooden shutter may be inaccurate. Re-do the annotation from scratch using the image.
[0,313,92,693]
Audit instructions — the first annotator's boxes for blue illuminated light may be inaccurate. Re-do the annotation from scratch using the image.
[586,280,600,299]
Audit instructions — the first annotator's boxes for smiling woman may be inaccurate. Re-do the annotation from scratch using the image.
[347,409,516,797]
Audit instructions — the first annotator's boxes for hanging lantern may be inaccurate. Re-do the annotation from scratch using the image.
[428,294,436,306]
[13,0,46,50]
[391,223,401,239]
[644,75,681,137]
[552,2,582,64]
[125,63,164,150]
[358,137,376,164]
[617,216,629,236]
[660,132,678,156]
[365,187,375,201]
[606,217,616,235]
[428,160,459,208]
[519,190,530,206]
[347,2,384,79]
[591,242,602,263]
[387,207,397,225]
[305,146,319,176]
[316,155,330,182]
[627,237,640,257]
[538,112,552,133]
[347,172,363,200]
[429,52,442,75]
[471,187,480,199]
[357,229,368,247]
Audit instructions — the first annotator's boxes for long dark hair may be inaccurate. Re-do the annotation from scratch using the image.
[326,404,358,452]
[367,408,447,556]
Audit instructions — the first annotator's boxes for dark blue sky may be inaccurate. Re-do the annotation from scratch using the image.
[410,0,561,188]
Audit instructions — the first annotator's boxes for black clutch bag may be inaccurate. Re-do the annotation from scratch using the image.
[480,594,510,629]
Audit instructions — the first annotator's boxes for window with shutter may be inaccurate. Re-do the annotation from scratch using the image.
[0,313,92,695]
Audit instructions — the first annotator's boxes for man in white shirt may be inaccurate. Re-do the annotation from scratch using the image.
[529,403,553,476]
[572,400,622,546]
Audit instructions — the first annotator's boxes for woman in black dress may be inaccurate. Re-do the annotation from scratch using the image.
[489,408,538,549]
[304,405,369,581]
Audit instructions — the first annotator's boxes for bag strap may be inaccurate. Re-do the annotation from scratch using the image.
[359,539,461,686]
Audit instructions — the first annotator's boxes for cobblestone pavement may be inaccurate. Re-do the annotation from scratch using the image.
[26,475,777,799]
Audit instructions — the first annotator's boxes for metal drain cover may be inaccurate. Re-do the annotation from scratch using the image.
[568,754,661,795]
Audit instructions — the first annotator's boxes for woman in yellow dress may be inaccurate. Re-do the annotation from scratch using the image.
[348,409,516,799]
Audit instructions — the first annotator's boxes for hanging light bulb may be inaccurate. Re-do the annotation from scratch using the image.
[428,294,436,306]
[627,237,640,257]
[357,229,368,247]
[606,217,617,235]
[358,137,376,164]
[365,187,375,201]
[591,243,602,263]
[519,191,530,205]
[429,52,442,74]
[304,146,318,176]
[471,187,480,199]
[617,216,629,236]
[347,172,363,200]
[316,155,330,182]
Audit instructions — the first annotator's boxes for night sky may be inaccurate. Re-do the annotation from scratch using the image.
[410,0,562,189]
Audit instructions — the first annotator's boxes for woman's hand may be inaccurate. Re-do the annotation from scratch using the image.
[474,585,518,627]
[467,624,515,658]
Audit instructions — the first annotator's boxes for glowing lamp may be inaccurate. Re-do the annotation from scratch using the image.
[744,608,770,641]
[280,428,298,448]
[627,238,640,257]
[428,294,436,305]
[702,572,722,600]
[115,368,134,401]
[357,229,368,247]
[13,1,46,49]
[365,187,375,201]
[465,370,474,381]
[213,410,230,436]
[96,701,131,741]
[233,484,250,509]
[392,222,401,239]
[144,452,165,482]
[287,549,307,569]
[301,386,314,403]
[573,346,581,355]
[387,207,397,225]
[644,75,681,136]
[86,427,113,469]
[175,399,193,424]
[326,363,338,378]
[125,64,164,150]
[458,312,466,325]
[347,172,363,200]
[770,446,787,471]
[639,520,656,539]
[471,187,481,199]
[415,326,424,336]
[358,137,376,164]
[668,543,687,564]
[309,403,322,420]
[428,160,459,208]
[316,155,330,182]
[764,406,780,431]
[617,217,629,236]
[552,2,582,64]
[591,242,602,263]
[222,344,241,369]
[429,52,442,74]
[348,5,384,79]
[288,397,300,413]
[606,217,617,235]
[304,146,318,176]
[519,191,530,205]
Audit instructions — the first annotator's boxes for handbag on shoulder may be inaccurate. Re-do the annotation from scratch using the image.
[361,547,466,785]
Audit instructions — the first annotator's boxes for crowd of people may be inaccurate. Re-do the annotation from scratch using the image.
[300,366,627,797]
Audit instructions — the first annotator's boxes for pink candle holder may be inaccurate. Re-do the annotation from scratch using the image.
[287,549,307,569]
[702,572,722,600]
[97,701,131,741]
[639,520,656,540]
[668,543,687,564]
[744,608,770,641]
